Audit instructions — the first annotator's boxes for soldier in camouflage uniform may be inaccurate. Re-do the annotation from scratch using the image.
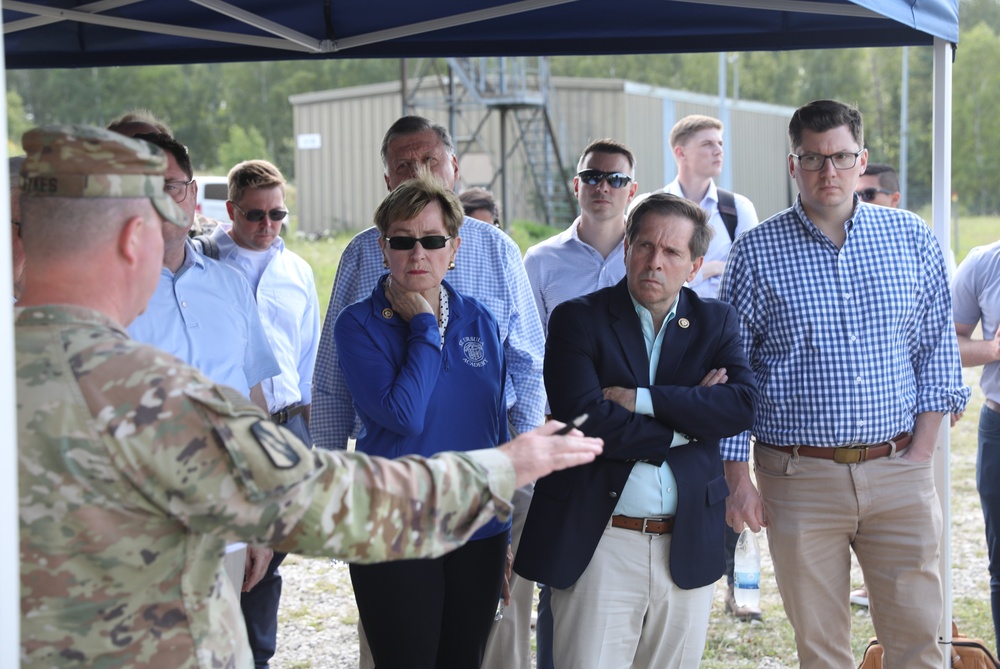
[16,125,603,669]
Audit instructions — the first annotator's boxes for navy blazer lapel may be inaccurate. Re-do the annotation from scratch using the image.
[654,289,694,384]
[608,280,650,386]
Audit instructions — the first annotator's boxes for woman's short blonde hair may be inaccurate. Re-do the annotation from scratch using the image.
[374,174,464,238]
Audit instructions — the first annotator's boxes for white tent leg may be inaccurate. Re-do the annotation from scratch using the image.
[0,19,20,668]
[931,34,955,666]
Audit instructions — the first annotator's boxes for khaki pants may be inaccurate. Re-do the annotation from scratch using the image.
[550,523,713,669]
[755,444,944,669]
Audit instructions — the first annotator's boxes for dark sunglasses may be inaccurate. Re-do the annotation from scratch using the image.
[577,170,632,189]
[384,235,453,250]
[232,202,288,223]
[856,187,892,203]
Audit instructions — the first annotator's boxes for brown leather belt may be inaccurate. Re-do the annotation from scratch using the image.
[986,399,1000,414]
[611,515,674,535]
[271,404,308,425]
[758,432,911,464]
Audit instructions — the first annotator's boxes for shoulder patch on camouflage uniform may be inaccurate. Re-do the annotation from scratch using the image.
[250,420,302,470]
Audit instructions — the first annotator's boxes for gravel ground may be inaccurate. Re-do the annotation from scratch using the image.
[271,369,993,668]
[272,482,990,669]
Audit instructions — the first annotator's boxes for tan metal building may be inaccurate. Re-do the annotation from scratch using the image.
[290,76,797,235]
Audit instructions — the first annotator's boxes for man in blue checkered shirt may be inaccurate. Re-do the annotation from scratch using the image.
[719,99,969,669]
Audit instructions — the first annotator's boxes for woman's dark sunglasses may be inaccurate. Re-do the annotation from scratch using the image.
[232,202,288,223]
[577,169,632,189]
[384,235,453,250]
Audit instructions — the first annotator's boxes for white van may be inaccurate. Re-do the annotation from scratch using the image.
[195,176,231,231]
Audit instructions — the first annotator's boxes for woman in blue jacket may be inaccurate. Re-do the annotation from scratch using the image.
[334,175,510,669]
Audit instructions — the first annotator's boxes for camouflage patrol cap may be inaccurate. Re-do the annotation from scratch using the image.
[20,124,186,228]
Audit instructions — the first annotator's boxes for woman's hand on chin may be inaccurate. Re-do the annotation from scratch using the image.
[385,275,434,322]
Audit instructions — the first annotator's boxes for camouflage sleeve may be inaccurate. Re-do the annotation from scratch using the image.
[160,380,517,561]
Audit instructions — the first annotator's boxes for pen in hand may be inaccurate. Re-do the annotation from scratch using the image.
[553,414,588,435]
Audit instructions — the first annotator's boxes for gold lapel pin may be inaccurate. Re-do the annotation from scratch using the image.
[382,308,394,319]
[678,318,690,329]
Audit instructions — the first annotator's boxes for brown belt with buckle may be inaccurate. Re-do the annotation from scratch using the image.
[611,515,674,535]
[271,404,308,425]
[757,432,912,464]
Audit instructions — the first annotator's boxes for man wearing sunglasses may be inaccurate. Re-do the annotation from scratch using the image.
[524,138,637,335]
[521,137,636,669]
[205,159,321,669]
[312,115,546,669]
[720,100,968,669]
[856,162,901,208]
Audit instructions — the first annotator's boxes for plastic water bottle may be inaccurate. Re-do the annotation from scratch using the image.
[733,526,761,608]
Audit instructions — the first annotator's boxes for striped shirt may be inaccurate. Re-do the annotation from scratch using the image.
[718,197,969,461]
[311,216,546,449]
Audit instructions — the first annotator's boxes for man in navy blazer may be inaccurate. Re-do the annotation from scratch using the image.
[514,193,757,668]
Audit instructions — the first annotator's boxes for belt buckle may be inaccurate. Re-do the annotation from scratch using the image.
[274,409,288,424]
[642,517,665,535]
[833,446,865,464]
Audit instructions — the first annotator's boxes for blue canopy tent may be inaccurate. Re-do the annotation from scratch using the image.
[0,1,959,665]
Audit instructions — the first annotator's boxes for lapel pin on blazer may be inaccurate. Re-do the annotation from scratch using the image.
[382,308,394,319]
[678,317,690,329]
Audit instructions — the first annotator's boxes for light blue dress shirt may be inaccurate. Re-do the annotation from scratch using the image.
[612,293,689,518]
[127,239,279,398]
[523,217,626,333]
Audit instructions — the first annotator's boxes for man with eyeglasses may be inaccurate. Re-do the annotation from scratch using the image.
[524,138,637,334]
[720,99,968,669]
[856,162,901,208]
[116,132,284,662]
[520,137,635,669]
[205,158,321,669]
[311,115,546,669]
[120,131,278,414]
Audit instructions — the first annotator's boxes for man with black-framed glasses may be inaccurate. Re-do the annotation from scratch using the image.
[720,99,968,669]
[206,158,321,669]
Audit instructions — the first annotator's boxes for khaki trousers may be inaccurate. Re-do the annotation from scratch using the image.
[755,444,944,669]
[550,524,713,669]
[481,484,535,669]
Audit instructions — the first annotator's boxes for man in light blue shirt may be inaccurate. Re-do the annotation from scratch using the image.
[515,193,757,668]
[521,137,636,668]
[120,132,278,407]
[524,138,636,334]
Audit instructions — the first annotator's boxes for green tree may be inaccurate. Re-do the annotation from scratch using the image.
[952,23,1000,214]
[7,89,32,152]
[215,124,271,173]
